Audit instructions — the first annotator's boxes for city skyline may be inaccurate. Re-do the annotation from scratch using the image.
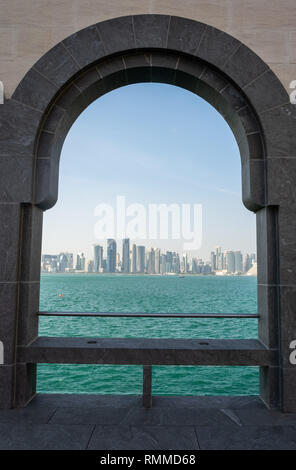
[42,239,256,276]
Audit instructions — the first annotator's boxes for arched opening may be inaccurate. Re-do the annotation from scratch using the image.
[39,82,258,396]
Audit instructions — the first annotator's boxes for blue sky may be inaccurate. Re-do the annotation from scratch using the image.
[42,83,256,260]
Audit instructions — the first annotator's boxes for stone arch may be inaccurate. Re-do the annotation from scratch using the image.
[0,14,295,411]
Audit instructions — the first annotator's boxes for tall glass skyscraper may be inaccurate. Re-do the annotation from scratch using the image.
[226,251,235,273]
[107,239,117,273]
[131,243,137,273]
[234,251,243,273]
[122,238,130,273]
[93,245,103,273]
[137,246,145,273]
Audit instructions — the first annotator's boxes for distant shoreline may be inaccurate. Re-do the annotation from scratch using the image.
[41,272,256,277]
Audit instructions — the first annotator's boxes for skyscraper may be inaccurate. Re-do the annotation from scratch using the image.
[216,246,224,270]
[146,248,155,274]
[160,254,167,274]
[107,239,116,273]
[243,254,252,273]
[131,244,137,273]
[155,248,161,274]
[64,253,73,269]
[122,238,130,273]
[75,252,85,271]
[226,251,235,273]
[165,251,173,273]
[211,251,216,270]
[85,259,94,273]
[116,252,121,271]
[173,252,181,273]
[182,253,188,273]
[234,251,243,273]
[93,245,103,273]
[137,246,145,273]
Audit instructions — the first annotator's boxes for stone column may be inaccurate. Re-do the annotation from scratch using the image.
[0,99,40,408]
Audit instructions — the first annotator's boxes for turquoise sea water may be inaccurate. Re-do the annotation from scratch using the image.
[38,274,259,395]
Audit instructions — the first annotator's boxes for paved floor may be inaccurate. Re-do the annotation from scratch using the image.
[0,394,296,450]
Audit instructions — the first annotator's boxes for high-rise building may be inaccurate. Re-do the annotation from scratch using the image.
[160,254,167,274]
[137,246,145,273]
[58,253,68,272]
[41,254,58,272]
[243,254,252,273]
[146,248,155,274]
[172,252,181,273]
[102,258,107,272]
[122,238,130,273]
[75,252,85,271]
[155,248,161,274]
[211,251,216,270]
[192,258,201,274]
[116,252,121,271]
[64,253,73,269]
[226,251,235,273]
[182,254,188,273]
[93,245,103,273]
[131,244,137,273]
[85,259,94,272]
[216,246,224,270]
[107,239,117,273]
[234,251,243,273]
[165,251,173,273]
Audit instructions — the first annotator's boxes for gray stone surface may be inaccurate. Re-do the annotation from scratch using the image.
[0,204,21,282]
[256,207,278,285]
[241,159,265,211]
[260,103,296,157]
[17,282,40,346]
[277,208,296,285]
[267,158,296,206]
[143,366,152,408]
[20,205,43,283]
[278,285,296,368]
[0,99,41,158]
[0,365,14,409]
[63,25,105,68]
[281,369,296,413]
[14,362,37,407]
[167,16,206,55]
[0,282,17,364]
[97,16,135,55]
[0,405,55,424]
[0,157,32,202]
[198,26,240,68]
[195,424,296,450]
[223,43,269,88]
[260,366,281,410]
[244,70,288,113]
[1,394,296,449]
[34,42,80,88]
[49,406,130,425]
[257,284,279,348]
[134,15,170,49]
[0,423,94,450]
[17,336,275,366]
[120,407,235,426]
[12,68,58,112]
[88,425,199,450]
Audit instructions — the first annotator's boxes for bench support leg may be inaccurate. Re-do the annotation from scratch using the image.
[143,366,152,408]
